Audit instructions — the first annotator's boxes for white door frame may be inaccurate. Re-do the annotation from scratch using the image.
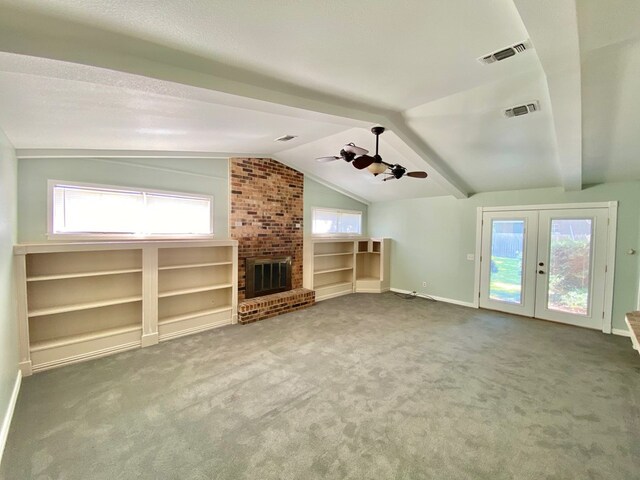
[473,202,618,334]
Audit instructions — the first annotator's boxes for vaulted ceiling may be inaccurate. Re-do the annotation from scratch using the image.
[0,0,638,203]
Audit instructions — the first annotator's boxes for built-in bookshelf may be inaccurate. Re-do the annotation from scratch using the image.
[304,240,355,301]
[157,246,235,341]
[303,238,390,301]
[15,240,238,375]
[354,239,389,293]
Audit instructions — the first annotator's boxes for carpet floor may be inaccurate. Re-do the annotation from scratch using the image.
[2,293,639,479]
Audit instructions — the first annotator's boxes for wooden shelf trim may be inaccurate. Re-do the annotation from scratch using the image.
[158,261,233,271]
[158,306,233,326]
[158,283,233,298]
[313,252,353,258]
[313,267,354,275]
[314,280,353,290]
[27,268,142,282]
[28,295,143,318]
[30,324,141,352]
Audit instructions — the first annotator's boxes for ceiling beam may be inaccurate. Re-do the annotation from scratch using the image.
[513,0,583,191]
[384,114,471,198]
[0,3,469,199]
[15,149,266,160]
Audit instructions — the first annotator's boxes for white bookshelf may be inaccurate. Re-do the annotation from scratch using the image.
[157,246,235,341]
[355,238,390,293]
[15,240,238,375]
[303,237,390,301]
[303,239,355,301]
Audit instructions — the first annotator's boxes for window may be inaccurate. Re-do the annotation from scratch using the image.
[49,181,213,237]
[312,208,362,235]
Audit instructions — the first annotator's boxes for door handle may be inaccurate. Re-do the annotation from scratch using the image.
[538,262,544,267]
[538,270,545,274]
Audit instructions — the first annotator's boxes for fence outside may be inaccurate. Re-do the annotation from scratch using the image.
[491,233,523,259]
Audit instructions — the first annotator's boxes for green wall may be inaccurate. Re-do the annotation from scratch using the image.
[369,182,640,332]
[17,157,230,242]
[303,177,368,236]
[17,158,368,243]
[0,128,18,462]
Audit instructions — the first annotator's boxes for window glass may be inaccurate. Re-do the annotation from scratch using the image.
[145,194,211,234]
[51,183,213,236]
[312,209,339,234]
[312,208,362,235]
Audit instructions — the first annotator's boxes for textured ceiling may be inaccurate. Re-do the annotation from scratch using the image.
[0,0,536,110]
[0,0,638,201]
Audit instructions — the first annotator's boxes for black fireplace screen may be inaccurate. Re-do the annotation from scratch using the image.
[245,256,292,299]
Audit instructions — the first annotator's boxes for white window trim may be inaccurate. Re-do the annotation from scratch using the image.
[47,179,215,240]
[311,207,365,237]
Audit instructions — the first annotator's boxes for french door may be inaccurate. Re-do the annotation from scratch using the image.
[479,207,612,330]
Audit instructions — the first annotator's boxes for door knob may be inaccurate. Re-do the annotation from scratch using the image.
[538,270,545,274]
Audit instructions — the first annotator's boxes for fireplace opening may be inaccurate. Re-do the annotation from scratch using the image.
[245,256,292,299]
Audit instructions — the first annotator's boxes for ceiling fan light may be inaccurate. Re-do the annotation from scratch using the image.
[343,143,369,156]
[367,162,387,175]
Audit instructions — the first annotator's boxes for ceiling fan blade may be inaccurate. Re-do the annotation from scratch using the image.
[352,155,375,170]
[343,143,369,156]
[316,156,340,163]
[406,171,428,178]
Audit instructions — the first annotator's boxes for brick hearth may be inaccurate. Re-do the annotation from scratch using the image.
[238,288,315,324]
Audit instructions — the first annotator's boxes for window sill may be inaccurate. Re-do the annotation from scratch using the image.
[46,233,216,242]
[310,233,365,238]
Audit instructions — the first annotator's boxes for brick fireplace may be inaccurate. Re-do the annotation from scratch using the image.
[229,158,314,323]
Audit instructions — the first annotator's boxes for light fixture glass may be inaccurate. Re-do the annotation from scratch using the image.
[367,162,387,175]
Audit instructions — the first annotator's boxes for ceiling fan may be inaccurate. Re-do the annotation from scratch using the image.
[316,126,428,181]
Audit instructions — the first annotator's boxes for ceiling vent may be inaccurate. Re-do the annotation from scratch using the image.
[478,40,532,65]
[504,101,540,118]
[274,135,297,142]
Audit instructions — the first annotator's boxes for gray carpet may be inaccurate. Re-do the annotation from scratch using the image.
[2,293,639,479]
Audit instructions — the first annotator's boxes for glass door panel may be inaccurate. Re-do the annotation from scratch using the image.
[547,219,593,315]
[489,220,525,304]
[535,209,608,330]
[479,211,538,317]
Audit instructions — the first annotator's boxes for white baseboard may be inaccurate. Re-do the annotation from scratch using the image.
[612,328,630,337]
[390,288,476,308]
[0,370,22,467]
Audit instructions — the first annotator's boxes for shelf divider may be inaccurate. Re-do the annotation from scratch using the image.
[27,268,142,282]
[30,324,141,352]
[158,283,233,298]
[158,306,233,326]
[314,280,353,290]
[313,267,354,275]
[313,252,353,258]
[28,295,143,318]
[158,261,233,271]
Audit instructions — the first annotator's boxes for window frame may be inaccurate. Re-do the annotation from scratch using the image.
[311,207,364,237]
[47,179,215,240]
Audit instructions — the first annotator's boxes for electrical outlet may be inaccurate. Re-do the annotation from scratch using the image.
[422,281,427,288]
